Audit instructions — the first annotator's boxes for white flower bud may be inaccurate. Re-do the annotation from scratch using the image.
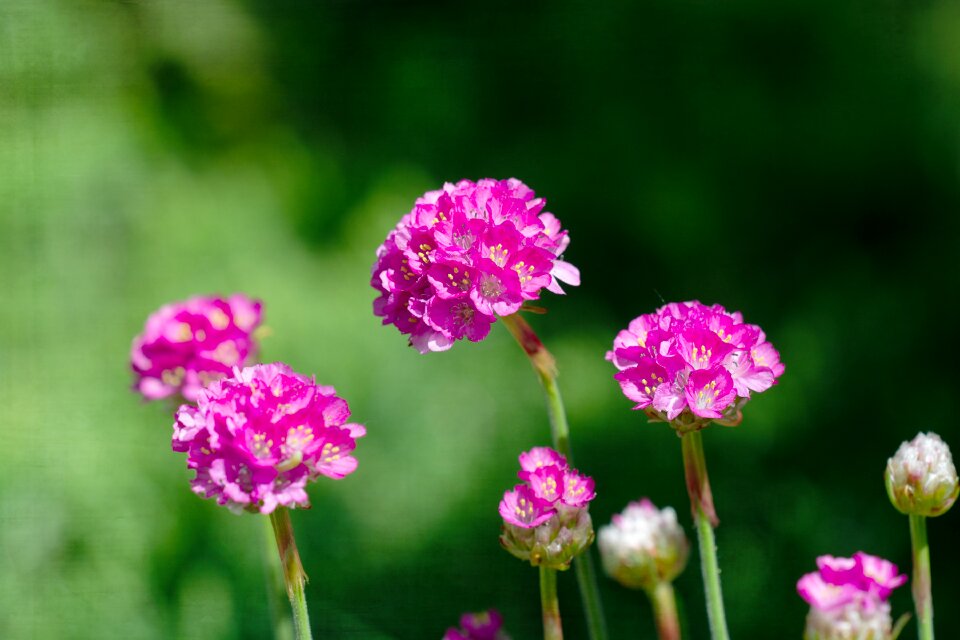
[597,499,689,591]
[885,432,958,517]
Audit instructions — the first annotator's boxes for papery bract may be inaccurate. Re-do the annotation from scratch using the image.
[172,363,364,514]
[372,179,579,353]
[132,294,262,401]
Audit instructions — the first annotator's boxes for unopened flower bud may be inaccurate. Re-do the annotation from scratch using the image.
[597,499,689,591]
[885,432,958,517]
[500,506,595,570]
[803,600,893,640]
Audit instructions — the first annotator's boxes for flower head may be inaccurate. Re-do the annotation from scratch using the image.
[499,446,595,570]
[172,363,365,514]
[885,432,958,517]
[607,300,783,433]
[131,294,262,401]
[797,552,906,640]
[598,498,689,591]
[372,179,580,353]
[442,609,511,640]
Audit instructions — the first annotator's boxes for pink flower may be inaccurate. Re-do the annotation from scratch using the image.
[372,179,580,353]
[443,609,510,640]
[499,446,596,570]
[172,363,365,514]
[797,552,906,639]
[607,301,783,432]
[131,294,262,401]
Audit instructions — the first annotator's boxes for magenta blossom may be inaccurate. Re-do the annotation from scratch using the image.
[499,446,596,570]
[131,294,262,401]
[172,363,364,514]
[442,609,511,640]
[607,301,783,432]
[797,552,906,640]
[371,178,580,353]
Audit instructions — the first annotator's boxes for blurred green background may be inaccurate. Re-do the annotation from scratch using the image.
[2,0,959,637]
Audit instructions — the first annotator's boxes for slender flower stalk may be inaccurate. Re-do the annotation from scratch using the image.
[541,567,564,640]
[885,432,957,640]
[909,515,932,640]
[263,516,295,640]
[649,582,681,640]
[501,314,608,640]
[270,508,312,640]
[682,431,728,640]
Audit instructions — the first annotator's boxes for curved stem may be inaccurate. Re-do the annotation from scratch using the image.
[909,514,934,640]
[263,516,295,640]
[681,431,729,640]
[540,566,564,640]
[648,582,682,640]
[501,314,609,640]
[269,508,313,640]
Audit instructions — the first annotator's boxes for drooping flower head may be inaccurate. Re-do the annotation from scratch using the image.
[797,552,906,640]
[172,363,365,514]
[498,446,595,570]
[607,301,783,433]
[598,498,690,592]
[131,294,263,401]
[442,609,511,640]
[371,178,580,353]
[885,431,958,517]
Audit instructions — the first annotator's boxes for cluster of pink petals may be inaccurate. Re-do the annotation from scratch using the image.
[173,363,365,514]
[797,552,907,613]
[607,301,783,427]
[371,178,580,353]
[443,609,510,640]
[498,447,596,528]
[131,294,262,401]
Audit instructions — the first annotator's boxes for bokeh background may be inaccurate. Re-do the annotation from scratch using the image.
[2,0,959,637]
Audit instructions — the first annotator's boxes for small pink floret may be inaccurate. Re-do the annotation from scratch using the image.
[172,362,364,514]
[444,609,507,640]
[500,446,595,527]
[797,551,906,613]
[131,294,263,401]
[371,178,578,353]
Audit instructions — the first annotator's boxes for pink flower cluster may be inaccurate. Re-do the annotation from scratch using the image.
[173,363,365,514]
[499,447,596,528]
[371,178,580,353]
[443,609,510,640]
[797,552,906,620]
[131,294,262,401]
[607,301,783,429]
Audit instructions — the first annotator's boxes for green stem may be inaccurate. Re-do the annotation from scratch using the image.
[269,508,313,640]
[909,514,934,640]
[681,431,729,640]
[540,567,564,640]
[647,582,681,640]
[263,516,295,640]
[502,314,609,640]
